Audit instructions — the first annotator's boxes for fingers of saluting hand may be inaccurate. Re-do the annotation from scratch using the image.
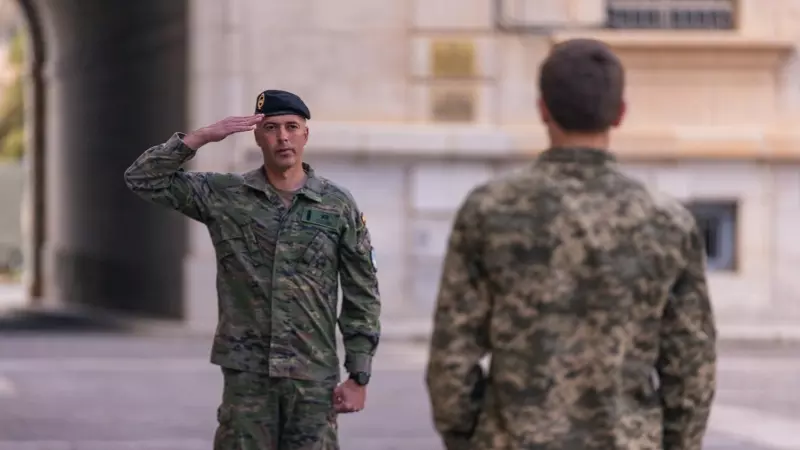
[224,114,264,132]
[239,114,264,124]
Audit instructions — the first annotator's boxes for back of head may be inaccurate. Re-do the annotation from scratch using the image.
[538,38,625,133]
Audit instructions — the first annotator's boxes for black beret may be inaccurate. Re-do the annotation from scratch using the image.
[254,89,311,120]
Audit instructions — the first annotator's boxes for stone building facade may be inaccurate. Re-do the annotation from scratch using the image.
[185,0,800,338]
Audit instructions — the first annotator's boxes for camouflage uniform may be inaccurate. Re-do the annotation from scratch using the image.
[124,133,381,449]
[425,147,717,450]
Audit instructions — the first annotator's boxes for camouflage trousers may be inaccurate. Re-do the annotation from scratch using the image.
[213,368,339,450]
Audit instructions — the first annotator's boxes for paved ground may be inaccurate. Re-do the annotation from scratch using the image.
[0,333,798,449]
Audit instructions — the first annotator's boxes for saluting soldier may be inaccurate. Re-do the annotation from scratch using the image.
[124,89,381,450]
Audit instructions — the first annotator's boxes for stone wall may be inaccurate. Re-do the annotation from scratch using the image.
[181,0,800,332]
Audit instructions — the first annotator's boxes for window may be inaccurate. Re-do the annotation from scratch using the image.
[607,0,736,30]
[685,201,738,271]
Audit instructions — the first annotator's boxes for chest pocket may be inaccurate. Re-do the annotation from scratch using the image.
[295,207,341,281]
[212,212,267,267]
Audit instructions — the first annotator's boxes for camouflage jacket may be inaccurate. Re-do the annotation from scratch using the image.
[425,147,717,450]
[124,133,381,381]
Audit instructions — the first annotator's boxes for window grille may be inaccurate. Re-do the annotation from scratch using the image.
[607,0,735,30]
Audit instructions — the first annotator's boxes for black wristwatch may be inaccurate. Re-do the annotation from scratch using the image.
[349,372,370,386]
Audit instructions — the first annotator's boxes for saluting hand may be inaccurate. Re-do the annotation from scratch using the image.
[182,114,264,150]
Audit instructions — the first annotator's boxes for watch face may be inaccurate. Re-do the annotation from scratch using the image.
[353,372,370,385]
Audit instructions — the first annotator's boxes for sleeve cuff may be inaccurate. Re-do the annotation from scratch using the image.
[169,132,198,156]
[344,353,373,374]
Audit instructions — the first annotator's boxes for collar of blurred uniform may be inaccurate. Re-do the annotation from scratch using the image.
[243,162,323,202]
[537,146,615,165]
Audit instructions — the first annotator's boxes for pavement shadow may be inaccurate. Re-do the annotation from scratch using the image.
[0,307,132,333]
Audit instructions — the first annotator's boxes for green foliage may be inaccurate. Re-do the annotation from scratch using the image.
[0,31,24,162]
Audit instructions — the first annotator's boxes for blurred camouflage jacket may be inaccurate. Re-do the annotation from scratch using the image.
[124,133,381,381]
[425,147,717,450]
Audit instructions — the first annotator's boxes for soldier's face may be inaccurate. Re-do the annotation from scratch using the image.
[254,115,309,171]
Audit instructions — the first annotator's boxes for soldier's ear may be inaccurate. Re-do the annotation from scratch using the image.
[537,97,551,125]
[611,100,626,128]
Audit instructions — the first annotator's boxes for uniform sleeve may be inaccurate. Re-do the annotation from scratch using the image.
[123,132,215,223]
[425,190,491,448]
[337,199,381,375]
[657,221,717,450]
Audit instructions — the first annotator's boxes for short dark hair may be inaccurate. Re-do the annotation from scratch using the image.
[538,38,625,133]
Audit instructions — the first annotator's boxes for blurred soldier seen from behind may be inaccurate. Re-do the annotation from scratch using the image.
[425,38,717,450]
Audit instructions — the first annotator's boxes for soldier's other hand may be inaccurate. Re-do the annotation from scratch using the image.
[183,114,264,150]
[333,379,366,414]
